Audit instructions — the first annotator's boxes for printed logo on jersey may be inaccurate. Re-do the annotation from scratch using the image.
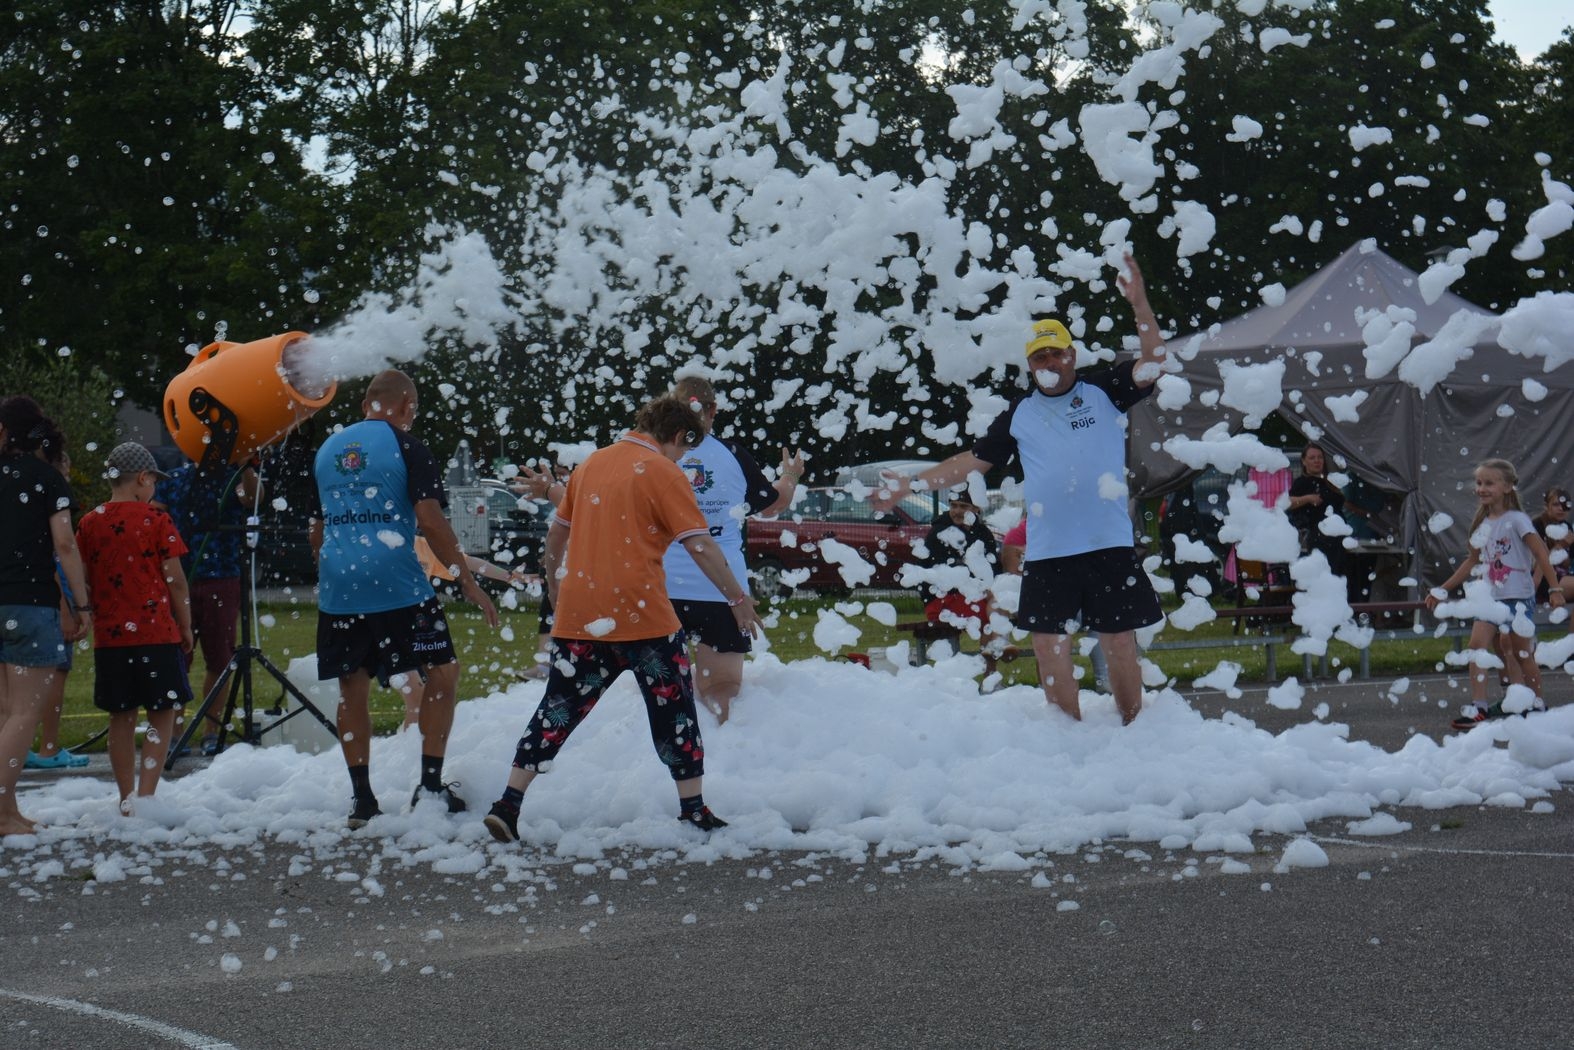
[1067,391,1097,432]
[680,455,715,494]
[334,443,368,475]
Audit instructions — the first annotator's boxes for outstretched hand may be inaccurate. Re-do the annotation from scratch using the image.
[870,471,910,513]
[779,446,805,479]
[511,463,555,500]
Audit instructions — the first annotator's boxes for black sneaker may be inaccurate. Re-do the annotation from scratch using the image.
[411,782,468,814]
[1450,704,1502,731]
[678,806,728,831]
[347,796,382,829]
[201,734,222,757]
[483,800,520,843]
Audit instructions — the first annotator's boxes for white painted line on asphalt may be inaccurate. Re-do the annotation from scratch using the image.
[1314,835,1574,860]
[0,987,240,1049]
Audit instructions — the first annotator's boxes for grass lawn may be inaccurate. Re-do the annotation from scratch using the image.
[42,591,1476,753]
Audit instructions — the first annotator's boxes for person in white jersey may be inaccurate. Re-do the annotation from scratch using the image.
[874,253,1167,724]
[665,376,803,723]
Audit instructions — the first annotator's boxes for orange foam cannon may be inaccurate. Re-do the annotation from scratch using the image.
[163,332,337,467]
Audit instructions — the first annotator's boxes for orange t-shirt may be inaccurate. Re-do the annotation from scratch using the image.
[551,433,709,642]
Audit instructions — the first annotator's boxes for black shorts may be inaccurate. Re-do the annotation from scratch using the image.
[316,597,456,687]
[93,644,194,714]
[1015,546,1163,635]
[673,599,752,655]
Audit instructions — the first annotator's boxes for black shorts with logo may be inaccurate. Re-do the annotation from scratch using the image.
[1015,546,1163,635]
[673,599,752,655]
[316,597,456,686]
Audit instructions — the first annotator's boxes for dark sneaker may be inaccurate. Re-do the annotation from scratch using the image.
[678,806,728,831]
[483,801,520,843]
[1450,704,1504,730]
[347,796,382,829]
[411,782,468,814]
[201,734,222,757]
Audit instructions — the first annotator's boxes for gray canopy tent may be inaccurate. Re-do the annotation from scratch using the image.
[1127,240,1574,586]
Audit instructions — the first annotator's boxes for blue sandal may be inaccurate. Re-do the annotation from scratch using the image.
[25,750,89,770]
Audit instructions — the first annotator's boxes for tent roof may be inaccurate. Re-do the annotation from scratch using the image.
[1174,239,1498,353]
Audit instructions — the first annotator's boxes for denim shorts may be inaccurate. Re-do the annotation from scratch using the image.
[0,604,68,668]
[1500,597,1536,631]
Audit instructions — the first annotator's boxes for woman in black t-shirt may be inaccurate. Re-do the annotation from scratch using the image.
[1287,443,1349,582]
[0,396,92,835]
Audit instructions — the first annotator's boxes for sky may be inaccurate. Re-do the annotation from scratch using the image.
[1489,0,1572,61]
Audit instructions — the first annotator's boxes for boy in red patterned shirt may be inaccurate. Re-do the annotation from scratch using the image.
[76,443,194,813]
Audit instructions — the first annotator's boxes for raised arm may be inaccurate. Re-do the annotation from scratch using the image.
[1118,252,1166,386]
[758,446,805,517]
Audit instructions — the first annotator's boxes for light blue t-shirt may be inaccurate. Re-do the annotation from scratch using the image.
[973,362,1150,561]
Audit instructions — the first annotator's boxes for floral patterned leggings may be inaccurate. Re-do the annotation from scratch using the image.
[511,634,705,781]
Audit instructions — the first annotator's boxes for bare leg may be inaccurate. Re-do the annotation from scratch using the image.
[692,644,744,723]
[502,766,539,794]
[1029,632,1081,720]
[676,775,702,801]
[395,672,423,729]
[0,664,51,833]
[137,707,178,796]
[1507,630,1542,698]
[32,668,68,757]
[417,662,460,758]
[1097,630,1143,724]
[1495,633,1524,687]
[107,709,139,804]
[1467,620,1500,704]
[336,671,374,767]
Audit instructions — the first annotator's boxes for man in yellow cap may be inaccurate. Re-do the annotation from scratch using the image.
[874,253,1166,724]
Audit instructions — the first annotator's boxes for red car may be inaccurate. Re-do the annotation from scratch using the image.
[746,486,941,594]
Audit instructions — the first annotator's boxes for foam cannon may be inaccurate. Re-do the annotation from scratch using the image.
[163,332,337,470]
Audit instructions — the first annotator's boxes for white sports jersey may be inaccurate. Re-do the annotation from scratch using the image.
[663,435,775,602]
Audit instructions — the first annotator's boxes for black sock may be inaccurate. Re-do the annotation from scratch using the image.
[499,786,524,810]
[680,794,705,818]
[348,764,374,803]
[421,755,445,793]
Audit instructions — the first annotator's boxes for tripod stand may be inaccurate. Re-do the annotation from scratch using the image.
[164,390,338,771]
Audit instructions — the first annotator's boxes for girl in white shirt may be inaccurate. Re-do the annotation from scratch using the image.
[1425,459,1566,727]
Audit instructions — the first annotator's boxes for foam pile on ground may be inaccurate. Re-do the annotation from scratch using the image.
[9,656,1574,871]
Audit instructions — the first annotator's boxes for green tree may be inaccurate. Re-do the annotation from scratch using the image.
[0,2,347,406]
[0,348,121,506]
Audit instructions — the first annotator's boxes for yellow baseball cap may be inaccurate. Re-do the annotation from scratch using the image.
[1026,318,1073,357]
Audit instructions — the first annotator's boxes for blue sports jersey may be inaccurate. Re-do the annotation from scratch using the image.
[313,420,443,614]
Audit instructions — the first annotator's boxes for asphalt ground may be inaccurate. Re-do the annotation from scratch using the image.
[3,672,1573,1050]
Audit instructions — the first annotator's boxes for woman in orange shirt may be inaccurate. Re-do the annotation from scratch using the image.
[483,397,763,843]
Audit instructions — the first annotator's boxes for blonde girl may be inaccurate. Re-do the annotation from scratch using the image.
[1424,459,1566,727]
